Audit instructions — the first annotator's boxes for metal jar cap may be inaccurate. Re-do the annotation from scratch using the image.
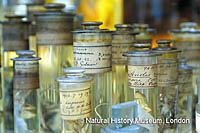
[81,21,103,26]
[16,50,35,56]
[153,40,181,53]
[180,22,198,29]
[64,67,85,74]
[56,67,93,83]
[133,23,149,28]
[11,50,41,61]
[115,24,132,29]
[123,51,161,57]
[44,3,65,11]
[133,41,152,48]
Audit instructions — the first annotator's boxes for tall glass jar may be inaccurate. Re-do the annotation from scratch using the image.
[0,15,29,132]
[73,22,112,133]
[56,67,93,133]
[177,58,193,133]
[11,50,41,133]
[35,3,74,132]
[112,24,137,105]
[123,49,161,118]
[170,22,200,95]
[132,23,155,44]
[152,40,181,132]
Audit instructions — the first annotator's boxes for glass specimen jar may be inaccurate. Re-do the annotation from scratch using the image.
[35,3,74,132]
[73,22,112,133]
[101,101,149,133]
[132,23,155,44]
[152,40,181,132]
[0,15,29,132]
[177,58,193,133]
[11,50,41,133]
[196,77,200,133]
[170,22,200,95]
[56,67,93,133]
[112,24,138,105]
[123,48,161,119]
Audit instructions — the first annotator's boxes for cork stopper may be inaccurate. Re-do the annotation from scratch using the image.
[156,40,172,48]
[44,3,65,11]
[115,24,132,31]
[82,22,103,30]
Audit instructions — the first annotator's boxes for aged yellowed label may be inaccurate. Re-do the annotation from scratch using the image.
[15,61,38,74]
[14,61,39,89]
[157,63,178,85]
[73,43,112,74]
[128,65,157,89]
[60,87,91,120]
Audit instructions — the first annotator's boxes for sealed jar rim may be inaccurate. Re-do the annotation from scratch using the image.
[152,47,181,53]
[82,21,103,26]
[56,75,93,83]
[72,29,112,33]
[123,51,161,57]
[170,29,200,33]
[11,56,41,61]
[64,67,85,74]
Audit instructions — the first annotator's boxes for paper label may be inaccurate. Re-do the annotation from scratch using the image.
[174,41,200,60]
[14,61,39,89]
[112,43,130,61]
[196,112,200,133]
[128,65,157,89]
[60,87,91,120]
[73,43,112,74]
[157,62,178,85]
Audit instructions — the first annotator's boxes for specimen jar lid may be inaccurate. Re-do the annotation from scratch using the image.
[11,50,41,61]
[34,3,75,17]
[152,40,181,53]
[1,15,30,24]
[133,41,152,48]
[178,58,194,73]
[123,50,161,57]
[56,67,93,83]
[113,24,138,35]
[73,21,112,33]
[170,22,200,33]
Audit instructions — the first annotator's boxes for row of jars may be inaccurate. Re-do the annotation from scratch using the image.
[0,2,200,133]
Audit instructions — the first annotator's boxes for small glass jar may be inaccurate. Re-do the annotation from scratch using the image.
[11,50,41,133]
[56,67,93,133]
[177,58,193,133]
[152,40,181,132]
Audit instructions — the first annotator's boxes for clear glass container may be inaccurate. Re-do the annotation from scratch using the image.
[73,22,112,133]
[196,77,200,133]
[177,58,193,133]
[11,50,41,133]
[152,40,181,132]
[0,15,29,132]
[132,23,155,44]
[123,48,161,119]
[56,67,93,133]
[35,3,74,132]
[101,101,149,133]
[171,22,200,95]
[112,24,137,105]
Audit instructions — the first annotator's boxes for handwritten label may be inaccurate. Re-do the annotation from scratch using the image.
[196,112,200,133]
[128,65,157,89]
[60,87,91,120]
[73,43,112,74]
[15,61,38,74]
[14,61,39,89]
[157,63,178,86]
